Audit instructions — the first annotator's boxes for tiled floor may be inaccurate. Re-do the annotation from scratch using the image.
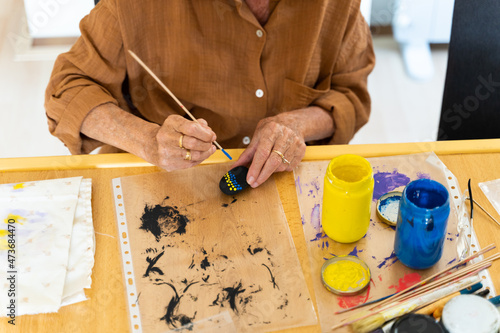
[0,0,448,159]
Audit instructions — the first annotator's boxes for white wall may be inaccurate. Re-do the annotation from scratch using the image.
[23,0,94,38]
[371,0,397,26]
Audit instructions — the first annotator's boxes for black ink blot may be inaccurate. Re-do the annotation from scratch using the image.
[144,251,165,277]
[160,283,197,329]
[223,282,246,313]
[140,204,190,241]
[247,245,264,255]
[200,257,210,270]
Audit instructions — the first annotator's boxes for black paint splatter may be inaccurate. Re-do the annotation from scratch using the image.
[219,254,228,259]
[144,251,165,277]
[202,275,210,282]
[247,245,264,255]
[277,298,289,310]
[160,283,197,329]
[188,255,195,269]
[231,198,237,204]
[182,280,199,293]
[223,282,246,313]
[221,203,229,207]
[250,286,263,294]
[210,293,221,307]
[140,204,190,241]
[262,264,279,290]
[200,257,210,270]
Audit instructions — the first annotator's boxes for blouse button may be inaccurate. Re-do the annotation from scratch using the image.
[256,29,263,38]
[242,136,251,145]
[255,89,264,98]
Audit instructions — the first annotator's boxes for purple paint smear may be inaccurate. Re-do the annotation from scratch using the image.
[348,246,363,257]
[377,251,399,268]
[311,177,321,193]
[301,215,306,225]
[417,172,431,179]
[310,231,328,242]
[311,204,321,229]
[295,176,302,194]
[373,170,411,201]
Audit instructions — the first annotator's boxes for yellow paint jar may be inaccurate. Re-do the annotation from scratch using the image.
[322,154,374,243]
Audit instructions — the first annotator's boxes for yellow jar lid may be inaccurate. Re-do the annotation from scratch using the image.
[321,255,371,296]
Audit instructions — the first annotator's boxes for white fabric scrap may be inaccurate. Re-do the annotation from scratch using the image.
[0,177,95,316]
[61,178,95,306]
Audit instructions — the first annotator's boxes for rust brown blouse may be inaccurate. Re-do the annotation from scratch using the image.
[45,0,375,154]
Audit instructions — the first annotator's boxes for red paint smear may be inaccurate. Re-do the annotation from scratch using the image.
[337,284,371,309]
[388,272,422,293]
[378,274,383,282]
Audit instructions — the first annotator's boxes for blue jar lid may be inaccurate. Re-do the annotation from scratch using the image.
[376,191,402,226]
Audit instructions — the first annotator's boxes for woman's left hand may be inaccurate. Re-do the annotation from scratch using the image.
[231,114,307,188]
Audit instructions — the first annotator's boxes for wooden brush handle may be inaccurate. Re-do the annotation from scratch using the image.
[415,292,459,315]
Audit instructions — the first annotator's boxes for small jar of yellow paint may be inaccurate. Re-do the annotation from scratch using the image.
[321,255,371,295]
[322,154,374,243]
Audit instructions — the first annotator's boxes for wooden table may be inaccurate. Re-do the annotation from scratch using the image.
[1,140,500,333]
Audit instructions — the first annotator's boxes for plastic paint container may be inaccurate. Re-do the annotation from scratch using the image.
[441,295,500,333]
[390,314,443,333]
[322,155,374,243]
[394,179,450,269]
[321,255,371,295]
[376,191,402,226]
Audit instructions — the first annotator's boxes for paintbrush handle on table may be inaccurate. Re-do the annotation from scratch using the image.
[415,282,482,315]
[350,275,480,333]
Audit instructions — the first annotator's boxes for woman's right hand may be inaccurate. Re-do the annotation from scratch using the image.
[148,115,217,171]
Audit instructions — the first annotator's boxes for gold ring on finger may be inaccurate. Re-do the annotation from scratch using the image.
[184,149,192,161]
[179,134,185,149]
[272,149,290,165]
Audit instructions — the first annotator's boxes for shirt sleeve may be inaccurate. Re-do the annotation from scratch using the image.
[44,0,126,154]
[312,6,375,144]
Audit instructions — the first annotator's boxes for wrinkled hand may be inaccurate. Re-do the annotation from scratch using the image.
[149,115,217,171]
[232,115,306,188]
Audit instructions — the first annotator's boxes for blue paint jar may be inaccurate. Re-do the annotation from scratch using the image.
[394,179,450,269]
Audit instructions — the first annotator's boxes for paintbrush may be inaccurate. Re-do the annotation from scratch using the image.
[127,50,232,160]
[366,244,495,312]
[349,275,480,333]
[415,282,482,315]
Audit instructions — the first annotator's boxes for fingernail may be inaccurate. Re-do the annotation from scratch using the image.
[247,176,254,185]
[251,182,259,188]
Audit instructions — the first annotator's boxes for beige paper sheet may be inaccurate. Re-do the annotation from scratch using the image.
[113,163,316,333]
[294,152,463,332]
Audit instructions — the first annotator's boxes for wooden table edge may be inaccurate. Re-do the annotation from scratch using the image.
[2,139,500,172]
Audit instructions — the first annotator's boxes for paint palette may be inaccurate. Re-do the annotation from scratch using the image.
[219,166,249,195]
[376,191,402,226]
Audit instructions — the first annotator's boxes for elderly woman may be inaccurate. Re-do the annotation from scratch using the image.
[45,0,374,188]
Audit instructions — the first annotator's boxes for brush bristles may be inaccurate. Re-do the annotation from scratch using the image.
[351,313,385,333]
